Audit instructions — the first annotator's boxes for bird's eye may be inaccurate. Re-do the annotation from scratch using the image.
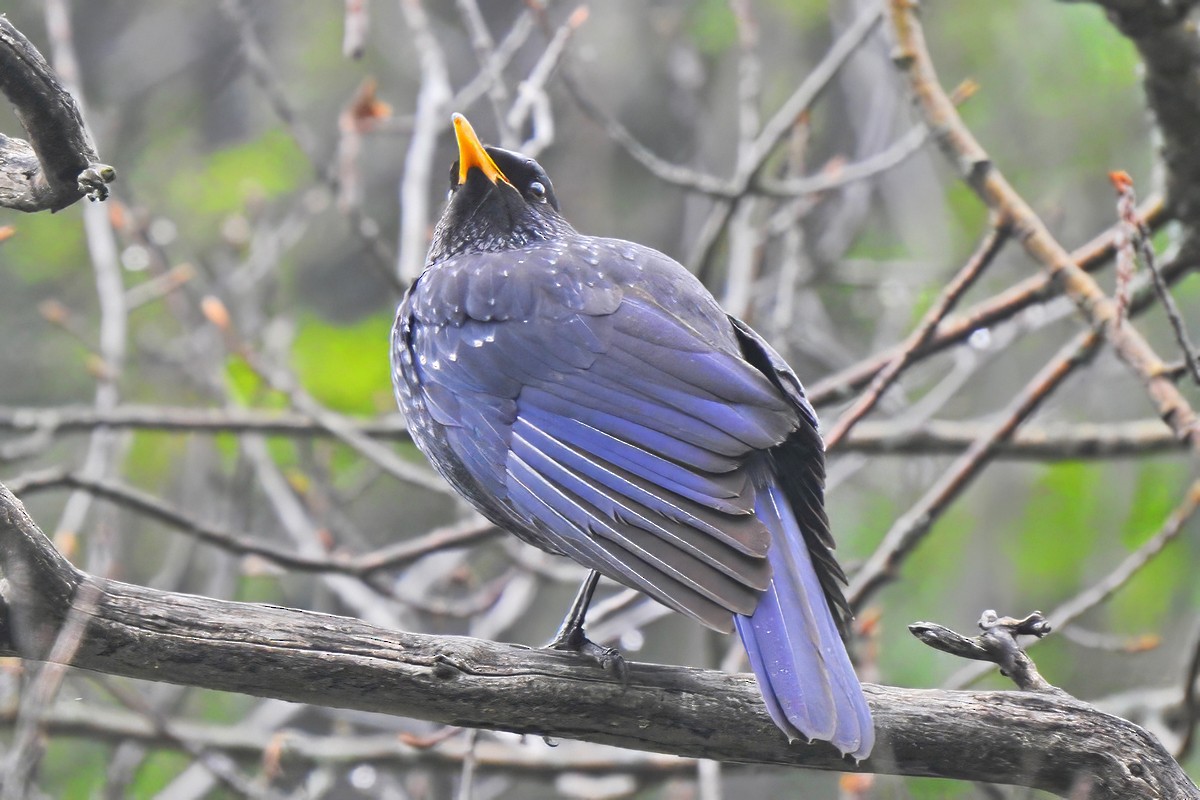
[527,181,547,202]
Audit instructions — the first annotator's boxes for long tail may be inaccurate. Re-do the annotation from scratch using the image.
[734,473,874,760]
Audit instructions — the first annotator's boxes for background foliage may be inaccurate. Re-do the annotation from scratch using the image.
[0,1,1195,798]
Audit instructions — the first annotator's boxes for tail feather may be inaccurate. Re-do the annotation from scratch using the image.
[735,476,874,760]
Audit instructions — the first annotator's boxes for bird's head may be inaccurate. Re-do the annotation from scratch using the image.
[427,114,574,264]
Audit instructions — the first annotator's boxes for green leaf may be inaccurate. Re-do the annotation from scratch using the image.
[2,207,85,284]
[688,0,737,54]
[1110,461,1189,629]
[41,737,108,798]
[291,312,394,414]
[167,128,307,217]
[1010,462,1103,597]
[124,430,185,488]
[128,750,191,799]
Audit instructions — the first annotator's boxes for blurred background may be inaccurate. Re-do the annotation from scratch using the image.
[0,0,1194,798]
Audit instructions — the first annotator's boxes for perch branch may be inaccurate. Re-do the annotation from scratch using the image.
[0,483,1194,798]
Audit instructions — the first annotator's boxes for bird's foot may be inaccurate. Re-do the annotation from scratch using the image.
[544,623,628,683]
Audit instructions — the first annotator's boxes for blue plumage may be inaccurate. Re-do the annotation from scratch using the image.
[392,115,874,759]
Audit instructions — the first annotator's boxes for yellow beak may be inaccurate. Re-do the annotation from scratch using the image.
[453,113,510,186]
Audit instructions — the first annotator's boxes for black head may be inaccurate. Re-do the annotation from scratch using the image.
[427,114,574,265]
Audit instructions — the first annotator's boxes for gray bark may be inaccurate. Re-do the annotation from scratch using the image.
[0,15,113,212]
[0,483,1194,798]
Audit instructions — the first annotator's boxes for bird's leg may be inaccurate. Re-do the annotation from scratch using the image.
[544,570,627,681]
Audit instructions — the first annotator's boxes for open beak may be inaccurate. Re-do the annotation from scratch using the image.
[453,113,510,186]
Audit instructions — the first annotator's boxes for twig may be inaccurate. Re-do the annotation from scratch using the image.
[456,728,480,800]
[220,0,319,160]
[452,11,535,113]
[95,676,278,800]
[1177,622,1200,761]
[4,469,493,579]
[397,0,453,284]
[336,77,394,213]
[1112,170,1200,384]
[911,611,1061,694]
[556,0,884,208]
[222,0,397,283]
[199,298,446,492]
[0,404,409,439]
[720,0,765,320]
[0,701,695,775]
[759,123,929,200]
[1,581,102,800]
[455,0,515,148]
[505,6,588,155]
[342,0,369,58]
[808,195,1169,407]
[824,223,1010,449]
[42,0,126,587]
[946,478,1200,690]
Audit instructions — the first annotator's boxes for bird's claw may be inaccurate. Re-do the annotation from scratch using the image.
[544,629,628,684]
[77,163,116,202]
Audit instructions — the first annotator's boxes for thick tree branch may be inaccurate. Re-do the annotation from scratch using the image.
[0,484,1193,798]
[0,16,113,212]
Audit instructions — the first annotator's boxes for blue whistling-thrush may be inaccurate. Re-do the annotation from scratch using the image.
[392,114,874,759]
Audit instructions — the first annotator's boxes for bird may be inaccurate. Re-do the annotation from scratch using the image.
[391,113,874,760]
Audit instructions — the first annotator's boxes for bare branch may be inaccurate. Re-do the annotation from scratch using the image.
[1178,622,1200,760]
[0,16,113,212]
[1112,171,1200,383]
[807,195,1169,407]
[1085,1,1200,231]
[843,417,1182,460]
[0,482,1193,799]
[825,223,1010,449]
[912,611,1059,694]
[889,0,1200,451]
[342,0,369,59]
[397,0,453,284]
[6,701,692,775]
[0,404,408,440]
